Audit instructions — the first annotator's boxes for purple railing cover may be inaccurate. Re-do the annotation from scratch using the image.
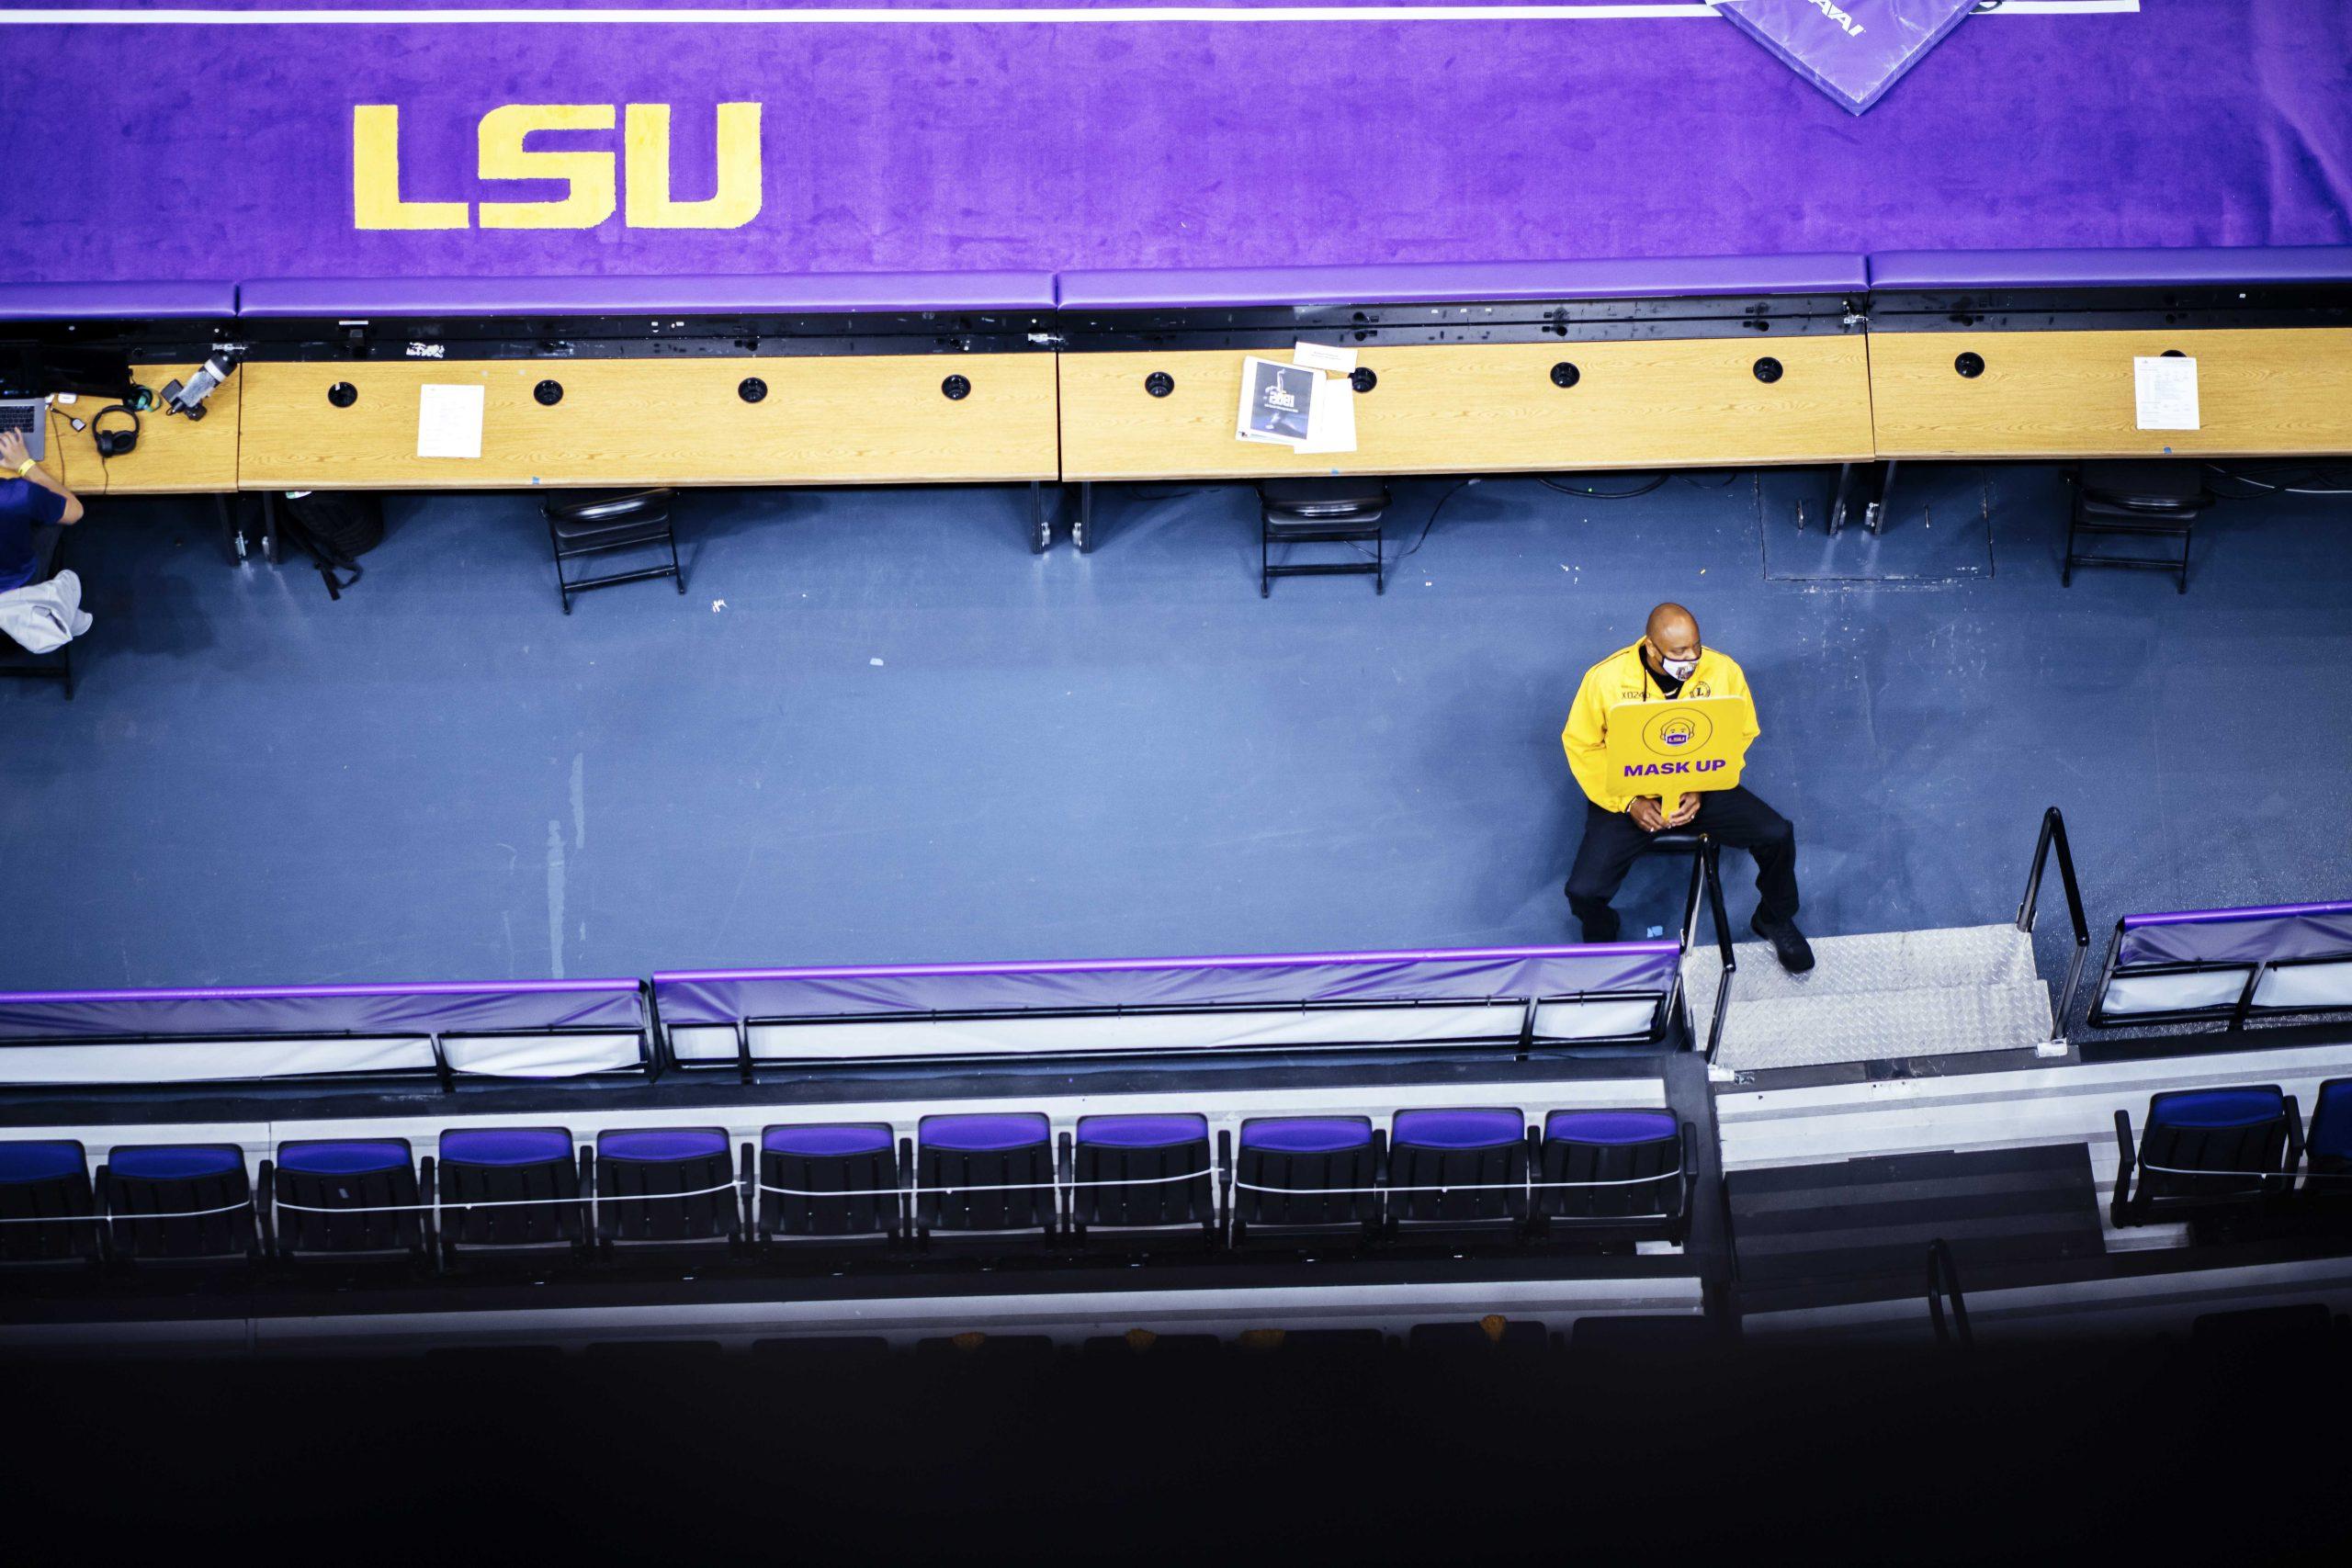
[653,944,1680,1029]
[0,978,645,1043]
[2117,902,2352,968]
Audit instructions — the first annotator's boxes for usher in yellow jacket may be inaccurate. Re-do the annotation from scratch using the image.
[1560,642,1759,815]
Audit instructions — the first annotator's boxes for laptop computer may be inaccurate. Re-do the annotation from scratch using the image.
[0,400,45,462]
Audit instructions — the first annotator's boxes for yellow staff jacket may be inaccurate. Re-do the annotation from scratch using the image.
[1561,642,1758,814]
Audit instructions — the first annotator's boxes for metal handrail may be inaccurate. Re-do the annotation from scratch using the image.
[1926,1237,1973,1348]
[2017,806,2091,1041]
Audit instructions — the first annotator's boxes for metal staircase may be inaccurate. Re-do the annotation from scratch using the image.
[1679,808,2088,1077]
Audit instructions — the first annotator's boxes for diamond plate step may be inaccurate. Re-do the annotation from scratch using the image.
[1705,977,2054,1072]
[1684,923,2037,1016]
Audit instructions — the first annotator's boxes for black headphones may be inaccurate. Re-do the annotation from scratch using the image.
[92,401,141,460]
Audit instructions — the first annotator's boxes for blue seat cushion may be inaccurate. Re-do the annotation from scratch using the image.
[0,1140,86,1184]
[109,1145,244,1181]
[276,1140,411,1178]
[2311,1081,2352,1161]
[1239,1117,1374,1155]
[438,1127,575,1168]
[921,1113,1050,1154]
[1544,1111,1678,1146]
[1392,1110,1524,1151]
[1077,1114,1208,1149]
[2148,1089,2285,1130]
[600,1128,728,1163]
[763,1124,895,1158]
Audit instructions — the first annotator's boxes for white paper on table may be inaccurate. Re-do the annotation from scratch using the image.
[1292,340,1358,374]
[2132,356,2199,432]
[417,383,486,458]
[1296,372,1358,455]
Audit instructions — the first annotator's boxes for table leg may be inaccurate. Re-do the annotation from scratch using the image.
[1075,482,1095,554]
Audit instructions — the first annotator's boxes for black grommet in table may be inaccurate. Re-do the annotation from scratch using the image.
[326,382,357,408]
[1145,371,1174,398]
[1954,352,1985,378]
[738,377,768,403]
[2161,348,2187,358]
[1550,362,1581,389]
[941,374,971,400]
[534,379,564,406]
[1752,357,1783,384]
[1349,367,1377,393]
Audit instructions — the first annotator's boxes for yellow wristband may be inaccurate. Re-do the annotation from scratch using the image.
[10,459,34,479]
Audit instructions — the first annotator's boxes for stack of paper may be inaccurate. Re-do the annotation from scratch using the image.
[1235,340,1361,456]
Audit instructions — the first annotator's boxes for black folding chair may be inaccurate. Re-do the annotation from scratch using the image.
[543,489,684,613]
[269,1138,430,1265]
[757,1124,904,1249]
[0,1140,99,1268]
[0,525,75,697]
[99,1144,260,1267]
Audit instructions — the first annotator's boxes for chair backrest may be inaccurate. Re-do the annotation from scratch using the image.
[595,1128,738,1247]
[0,1139,96,1266]
[102,1144,255,1264]
[436,1127,582,1253]
[272,1139,422,1259]
[917,1113,1056,1234]
[1234,1117,1379,1232]
[1072,1113,1213,1231]
[2307,1079,2352,1179]
[1387,1109,1529,1228]
[759,1124,901,1242]
[2137,1088,2293,1207]
[1537,1111,1684,1223]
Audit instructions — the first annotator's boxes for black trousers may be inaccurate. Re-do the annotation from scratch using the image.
[1565,785,1800,943]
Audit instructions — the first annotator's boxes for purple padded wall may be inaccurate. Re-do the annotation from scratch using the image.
[0,4,2345,285]
[2116,902,2352,968]
[0,978,646,1043]
[653,943,1681,1027]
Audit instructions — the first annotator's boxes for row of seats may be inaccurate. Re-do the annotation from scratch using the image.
[2111,1080,2352,1229]
[0,1108,1692,1269]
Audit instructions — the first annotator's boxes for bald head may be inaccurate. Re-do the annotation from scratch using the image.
[1645,603,1700,651]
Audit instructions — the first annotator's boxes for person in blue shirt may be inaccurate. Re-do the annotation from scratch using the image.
[0,428,85,593]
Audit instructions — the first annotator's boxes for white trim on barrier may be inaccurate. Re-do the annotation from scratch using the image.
[0,1036,438,1087]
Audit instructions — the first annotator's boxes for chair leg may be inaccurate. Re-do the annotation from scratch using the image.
[669,519,685,594]
[1261,519,1272,598]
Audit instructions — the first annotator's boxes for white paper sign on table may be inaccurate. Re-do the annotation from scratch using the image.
[417,383,486,458]
[1293,340,1358,374]
[1297,372,1358,455]
[2132,356,2199,432]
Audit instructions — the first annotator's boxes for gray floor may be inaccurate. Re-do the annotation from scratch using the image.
[3,465,2346,995]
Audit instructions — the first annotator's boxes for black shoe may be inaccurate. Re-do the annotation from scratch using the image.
[1751,912,1815,974]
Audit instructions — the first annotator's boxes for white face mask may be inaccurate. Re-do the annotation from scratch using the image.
[1658,652,1699,681]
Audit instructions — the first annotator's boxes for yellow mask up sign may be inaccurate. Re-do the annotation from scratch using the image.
[1601,694,1758,818]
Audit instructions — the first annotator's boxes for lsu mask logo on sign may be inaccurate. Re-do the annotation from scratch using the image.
[353,104,763,231]
[1641,708,1714,760]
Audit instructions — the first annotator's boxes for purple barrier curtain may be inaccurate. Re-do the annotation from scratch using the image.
[0,979,646,1043]
[654,944,1681,1027]
[2116,902,2352,968]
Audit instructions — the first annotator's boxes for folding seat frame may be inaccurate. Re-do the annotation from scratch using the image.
[1385,1110,1532,1244]
[915,1114,1060,1247]
[2111,1087,2301,1231]
[1532,1112,1695,1247]
[2298,1078,2352,1208]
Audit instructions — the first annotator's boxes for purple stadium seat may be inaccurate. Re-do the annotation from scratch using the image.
[1536,1111,1690,1240]
[917,1113,1056,1239]
[759,1124,901,1246]
[435,1127,582,1263]
[102,1144,256,1266]
[1072,1112,1214,1241]
[0,1140,96,1267]
[270,1139,424,1263]
[594,1127,739,1252]
[1389,1110,1531,1235]
[1233,1117,1379,1242]
[2112,1087,2299,1229]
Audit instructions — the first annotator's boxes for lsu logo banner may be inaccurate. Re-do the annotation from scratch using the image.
[354,104,763,231]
